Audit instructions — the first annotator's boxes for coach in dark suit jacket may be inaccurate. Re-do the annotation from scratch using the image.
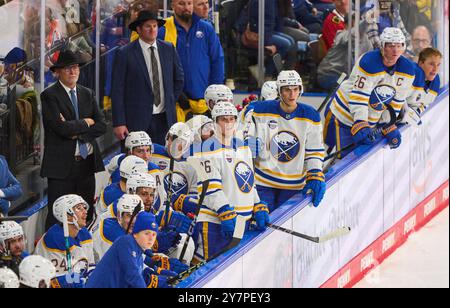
[41,50,106,230]
[111,10,184,145]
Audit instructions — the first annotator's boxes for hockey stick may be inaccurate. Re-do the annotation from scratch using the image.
[169,215,247,286]
[324,104,398,162]
[317,72,347,113]
[62,212,73,274]
[267,223,351,243]
[0,216,28,222]
[163,157,175,230]
[178,156,210,262]
[126,201,142,234]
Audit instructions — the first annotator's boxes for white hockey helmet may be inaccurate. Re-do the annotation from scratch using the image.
[19,255,56,288]
[165,122,193,159]
[125,131,153,152]
[277,70,303,96]
[186,115,214,142]
[126,173,157,194]
[211,101,238,122]
[0,221,24,249]
[0,267,20,288]
[119,155,148,180]
[53,194,89,229]
[116,194,143,222]
[261,81,278,101]
[204,84,234,111]
[380,27,406,48]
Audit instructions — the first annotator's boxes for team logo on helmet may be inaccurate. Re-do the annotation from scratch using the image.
[369,85,396,111]
[268,120,278,130]
[234,161,254,193]
[270,131,300,163]
[164,172,188,197]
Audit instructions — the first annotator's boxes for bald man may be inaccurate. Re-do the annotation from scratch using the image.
[194,0,209,20]
[412,25,432,60]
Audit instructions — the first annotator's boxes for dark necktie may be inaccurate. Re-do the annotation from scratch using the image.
[150,46,161,107]
[70,89,88,159]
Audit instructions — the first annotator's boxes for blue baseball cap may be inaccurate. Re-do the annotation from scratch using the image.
[132,211,159,234]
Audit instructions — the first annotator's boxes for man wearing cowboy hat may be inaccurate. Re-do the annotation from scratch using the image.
[111,10,184,146]
[41,50,107,230]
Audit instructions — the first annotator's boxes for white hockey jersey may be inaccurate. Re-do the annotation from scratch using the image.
[193,137,263,225]
[34,225,94,277]
[406,62,441,114]
[330,49,416,127]
[248,100,325,190]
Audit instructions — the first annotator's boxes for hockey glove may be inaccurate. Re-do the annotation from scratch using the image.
[401,106,422,126]
[156,210,192,234]
[302,170,326,207]
[245,136,264,159]
[143,268,174,288]
[351,121,375,145]
[253,203,270,231]
[0,199,10,215]
[217,205,237,239]
[382,125,402,149]
[147,254,189,274]
[153,230,181,254]
[173,194,198,216]
[50,274,85,289]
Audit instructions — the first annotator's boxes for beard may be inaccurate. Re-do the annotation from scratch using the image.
[176,12,192,23]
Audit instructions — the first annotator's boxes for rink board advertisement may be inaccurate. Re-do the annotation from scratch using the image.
[179,89,449,288]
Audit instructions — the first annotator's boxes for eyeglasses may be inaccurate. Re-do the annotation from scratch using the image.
[413,39,431,45]
[62,65,80,72]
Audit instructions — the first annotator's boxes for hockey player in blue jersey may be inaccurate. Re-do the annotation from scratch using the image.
[403,47,442,126]
[34,195,94,288]
[86,211,172,288]
[246,70,326,210]
[324,27,416,158]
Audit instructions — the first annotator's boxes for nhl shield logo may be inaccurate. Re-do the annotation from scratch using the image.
[268,120,278,130]
[158,160,168,171]
[234,161,254,193]
[369,85,396,111]
[270,131,300,163]
[164,172,188,197]
[226,154,233,163]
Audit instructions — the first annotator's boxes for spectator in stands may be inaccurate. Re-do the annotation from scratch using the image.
[194,0,210,20]
[0,155,23,216]
[279,0,311,44]
[317,14,371,90]
[310,0,336,12]
[112,10,184,145]
[41,50,106,230]
[158,0,225,121]
[321,0,349,53]
[411,25,432,62]
[292,0,323,34]
[397,0,432,34]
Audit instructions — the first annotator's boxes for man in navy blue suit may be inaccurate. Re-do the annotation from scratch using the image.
[111,10,184,146]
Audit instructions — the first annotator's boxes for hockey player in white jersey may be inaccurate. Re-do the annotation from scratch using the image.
[324,27,416,157]
[0,221,29,276]
[34,194,94,288]
[204,84,234,113]
[186,115,215,144]
[193,102,270,261]
[403,47,442,126]
[19,255,56,288]
[151,123,199,218]
[246,71,326,210]
[96,156,148,217]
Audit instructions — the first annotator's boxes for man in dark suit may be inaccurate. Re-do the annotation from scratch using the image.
[41,50,106,230]
[112,10,184,146]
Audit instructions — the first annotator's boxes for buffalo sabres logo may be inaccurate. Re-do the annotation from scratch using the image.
[369,85,396,111]
[234,161,254,193]
[164,172,188,197]
[270,131,300,163]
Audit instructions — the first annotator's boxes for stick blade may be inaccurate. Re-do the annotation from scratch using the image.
[318,227,351,243]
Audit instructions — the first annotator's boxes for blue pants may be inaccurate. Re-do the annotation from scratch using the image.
[323,107,354,159]
[257,185,299,212]
[195,222,231,262]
